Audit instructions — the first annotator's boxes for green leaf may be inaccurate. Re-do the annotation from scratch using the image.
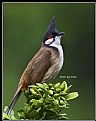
[30,88,37,95]
[53,99,59,105]
[28,85,37,88]
[65,85,72,93]
[59,100,65,105]
[65,92,79,100]
[38,88,43,92]
[3,106,17,120]
[40,112,46,120]
[50,87,54,90]
[48,90,53,95]
[39,98,44,103]
[45,97,52,104]
[48,83,53,88]
[3,112,10,120]
[55,88,61,93]
[36,83,46,90]
[10,110,17,120]
[17,111,25,119]
[43,83,49,89]
[63,81,68,92]
[17,108,24,112]
[54,82,60,88]
[3,106,8,112]
[58,115,69,120]
[57,113,67,116]
[60,96,65,101]
[28,110,38,119]
[60,81,67,91]
[54,93,59,98]
[24,103,31,111]
[30,99,39,105]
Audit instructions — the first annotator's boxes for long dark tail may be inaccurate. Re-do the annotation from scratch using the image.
[6,87,22,115]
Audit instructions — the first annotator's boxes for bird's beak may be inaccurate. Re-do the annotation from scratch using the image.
[58,32,65,36]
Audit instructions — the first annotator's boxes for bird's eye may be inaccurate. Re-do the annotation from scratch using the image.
[48,35,52,39]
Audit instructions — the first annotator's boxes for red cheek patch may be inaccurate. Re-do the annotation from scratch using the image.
[48,36,52,39]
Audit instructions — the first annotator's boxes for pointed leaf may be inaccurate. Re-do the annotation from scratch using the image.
[36,83,46,90]
[65,92,79,100]
[54,82,60,88]
[65,85,72,93]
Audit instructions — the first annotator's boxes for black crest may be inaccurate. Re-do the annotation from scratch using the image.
[43,16,64,42]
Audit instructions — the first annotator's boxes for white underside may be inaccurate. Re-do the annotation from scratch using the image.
[49,36,64,71]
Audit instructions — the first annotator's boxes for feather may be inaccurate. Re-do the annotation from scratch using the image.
[6,86,22,115]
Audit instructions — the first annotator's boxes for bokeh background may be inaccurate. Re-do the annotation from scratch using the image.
[3,3,95,120]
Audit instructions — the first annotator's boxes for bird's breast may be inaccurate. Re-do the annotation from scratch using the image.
[42,45,64,82]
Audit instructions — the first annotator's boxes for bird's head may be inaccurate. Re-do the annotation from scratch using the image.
[43,16,64,47]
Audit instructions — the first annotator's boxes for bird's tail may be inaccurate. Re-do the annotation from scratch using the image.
[6,86,22,115]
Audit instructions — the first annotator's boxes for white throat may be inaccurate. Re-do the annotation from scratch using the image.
[49,36,61,47]
[50,36,64,70]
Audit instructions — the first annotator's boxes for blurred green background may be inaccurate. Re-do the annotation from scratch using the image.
[3,3,95,120]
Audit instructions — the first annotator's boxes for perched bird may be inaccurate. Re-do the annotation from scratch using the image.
[6,16,64,115]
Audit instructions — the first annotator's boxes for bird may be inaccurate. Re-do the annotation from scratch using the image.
[6,16,64,115]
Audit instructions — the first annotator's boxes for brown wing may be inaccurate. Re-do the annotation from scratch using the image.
[18,47,52,90]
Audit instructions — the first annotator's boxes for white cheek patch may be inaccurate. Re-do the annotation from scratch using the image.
[45,38,53,45]
[50,36,61,47]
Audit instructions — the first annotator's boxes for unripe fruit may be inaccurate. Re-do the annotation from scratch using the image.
[48,90,53,95]
[60,100,65,105]
[54,83,60,88]
[55,88,61,93]
[54,93,59,97]
[30,89,37,95]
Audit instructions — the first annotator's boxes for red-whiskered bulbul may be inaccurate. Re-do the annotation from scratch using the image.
[6,16,64,115]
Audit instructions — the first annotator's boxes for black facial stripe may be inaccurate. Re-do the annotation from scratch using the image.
[49,38,55,45]
[44,38,55,46]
